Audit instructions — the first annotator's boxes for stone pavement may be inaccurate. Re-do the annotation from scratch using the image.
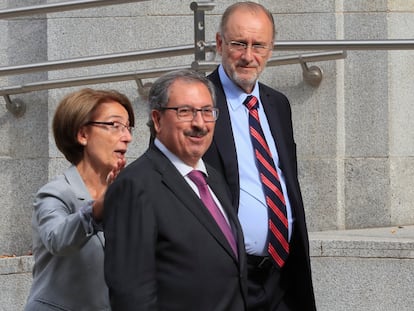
[310,225,414,258]
[0,226,413,310]
[310,225,414,311]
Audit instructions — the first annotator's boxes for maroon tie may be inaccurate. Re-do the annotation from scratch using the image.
[188,170,238,258]
[243,95,289,268]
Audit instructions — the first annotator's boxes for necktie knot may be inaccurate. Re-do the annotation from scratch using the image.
[243,95,259,111]
[187,170,207,187]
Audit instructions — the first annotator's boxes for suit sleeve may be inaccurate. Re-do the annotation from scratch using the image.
[103,174,158,311]
[33,181,92,256]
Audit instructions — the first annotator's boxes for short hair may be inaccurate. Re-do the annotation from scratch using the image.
[52,88,135,165]
[147,69,216,137]
[219,1,276,40]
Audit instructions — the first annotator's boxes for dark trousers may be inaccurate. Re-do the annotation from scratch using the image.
[246,255,290,311]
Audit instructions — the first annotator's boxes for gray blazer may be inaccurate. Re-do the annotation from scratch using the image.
[25,165,110,311]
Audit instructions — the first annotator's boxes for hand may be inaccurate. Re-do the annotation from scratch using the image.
[93,158,127,221]
[106,158,127,184]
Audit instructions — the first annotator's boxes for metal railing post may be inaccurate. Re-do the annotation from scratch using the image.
[190,2,216,65]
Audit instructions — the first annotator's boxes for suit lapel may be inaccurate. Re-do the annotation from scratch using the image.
[259,86,295,189]
[259,86,287,165]
[63,165,92,204]
[147,146,239,261]
[207,170,244,261]
[211,71,238,168]
[208,69,240,203]
[259,85,306,226]
[63,165,105,248]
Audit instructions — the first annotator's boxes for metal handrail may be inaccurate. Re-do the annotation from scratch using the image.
[192,50,347,70]
[5,38,414,117]
[0,44,195,77]
[0,66,189,96]
[0,40,413,77]
[0,0,149,19]
[0,50,346,118]
[274,39,414,51]
[0,50,346,98]
[2,0,414,117]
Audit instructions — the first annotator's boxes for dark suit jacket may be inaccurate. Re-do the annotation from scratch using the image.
[104,144,247,311]
[203,68,316,311]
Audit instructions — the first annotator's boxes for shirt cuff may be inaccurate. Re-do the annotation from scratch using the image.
[79,200,103,236]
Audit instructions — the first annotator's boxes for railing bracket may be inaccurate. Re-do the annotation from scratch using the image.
[299,57,323,87]
[4,95,26,118]
[191,2,216,63]
[135,77,152,100]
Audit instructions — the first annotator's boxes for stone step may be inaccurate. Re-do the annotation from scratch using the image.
[1,226,412,311]
[309,225,414,311]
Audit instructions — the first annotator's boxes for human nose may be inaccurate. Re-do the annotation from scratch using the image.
[191,109,205,124]
[121,129,133,143]
[241,45,254,60]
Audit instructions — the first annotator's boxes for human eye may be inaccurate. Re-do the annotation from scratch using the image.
[201,107,214,116]
[230,41,246,50]
[110,121,122,129]
[177,107,192,117]
[252,44,267,50]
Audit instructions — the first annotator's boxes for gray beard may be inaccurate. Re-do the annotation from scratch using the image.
[232,72,258,93]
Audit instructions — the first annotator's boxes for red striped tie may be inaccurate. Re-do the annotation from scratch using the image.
[243,95,289,268]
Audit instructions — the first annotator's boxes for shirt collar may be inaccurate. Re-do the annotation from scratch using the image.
[154,138,208,177]
[218,65,261,111]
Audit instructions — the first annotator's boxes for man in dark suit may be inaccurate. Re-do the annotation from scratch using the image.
[103,69,247,311]
[203,2,316,311]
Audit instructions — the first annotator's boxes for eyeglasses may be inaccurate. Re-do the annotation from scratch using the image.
[160,106,219,122]
[85,121,133,134]
[225,40,272,56]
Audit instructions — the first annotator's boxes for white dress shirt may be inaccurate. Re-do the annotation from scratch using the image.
[154,138,230,224]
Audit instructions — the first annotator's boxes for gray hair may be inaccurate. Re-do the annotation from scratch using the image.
[147,69,216,137]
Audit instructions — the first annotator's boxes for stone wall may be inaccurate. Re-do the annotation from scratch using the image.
[0,0,413,309]
[1,0,412,257]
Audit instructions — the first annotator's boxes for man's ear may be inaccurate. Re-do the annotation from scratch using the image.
[216,32,223,56]
[151,110,162,134]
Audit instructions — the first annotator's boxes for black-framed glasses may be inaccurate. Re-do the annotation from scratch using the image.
[225,39,272,56]
[160,106,219,122]
[85,121,133,134]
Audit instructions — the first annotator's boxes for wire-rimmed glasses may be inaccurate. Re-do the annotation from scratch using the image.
[224,39,272,56]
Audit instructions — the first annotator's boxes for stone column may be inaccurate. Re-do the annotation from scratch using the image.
[0,0,48,256]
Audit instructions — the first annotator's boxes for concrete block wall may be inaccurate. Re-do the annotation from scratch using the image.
[0,0,49,256]
[0,256,33,311]
[0,0,413,310]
